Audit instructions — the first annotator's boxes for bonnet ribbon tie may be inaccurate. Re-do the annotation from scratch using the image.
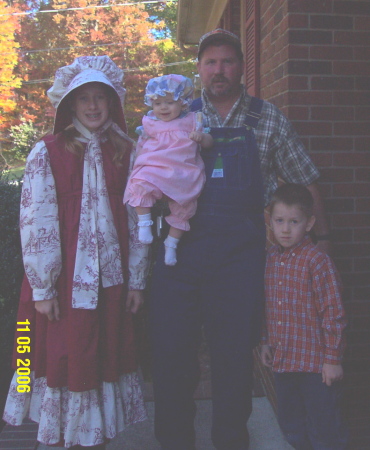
[72,117,124,309]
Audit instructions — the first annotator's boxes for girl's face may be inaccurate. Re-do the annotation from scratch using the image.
[152,93,184,122]
[71,82,110,131]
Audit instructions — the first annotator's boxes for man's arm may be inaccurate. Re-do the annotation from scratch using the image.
[306,183,331,254]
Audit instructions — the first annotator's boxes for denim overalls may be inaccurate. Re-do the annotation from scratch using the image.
[149,98,266,450]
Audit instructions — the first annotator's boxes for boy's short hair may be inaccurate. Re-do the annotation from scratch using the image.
[270,183,314,217]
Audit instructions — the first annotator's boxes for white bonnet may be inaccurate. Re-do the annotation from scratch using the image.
[47,56,127,134]
[144,74,194,110]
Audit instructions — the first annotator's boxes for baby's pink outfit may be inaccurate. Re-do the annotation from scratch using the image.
[124,112,206,231]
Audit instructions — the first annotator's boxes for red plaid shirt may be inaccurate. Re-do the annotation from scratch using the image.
[262,236,347,373]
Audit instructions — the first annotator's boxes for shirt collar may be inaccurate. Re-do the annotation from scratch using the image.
[201,85,250,127]
[278,234,313,256]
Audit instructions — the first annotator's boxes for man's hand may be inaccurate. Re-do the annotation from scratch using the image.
[34,298,60,321]
[322,363,343,386]
[126,290,144,314]
[261,344,274,368]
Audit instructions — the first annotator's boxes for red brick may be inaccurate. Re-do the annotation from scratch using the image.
[311,76,354,91]
[288,60,332,75]
[333,61,370,76]
[355,168,370,182]
[293,121,332,136]
[287,13,308,28]
[332,228,353,242]
[355,106,370,121]
[333,183,370,198]
[352,316,370,330]
[334,122,370,136]
[289,90,332,105]
[309,152,332,166]
[355,16,370,31]
[311,105,354,120]
[333,152,370,166]
[285,105,309,120]
[288,44,309,59]
[287,75,309,90]
[332,212,370,227]
[354,258,370,272]
[354,229,370,242]
[334,1,370,15]
[356,198,370,212]
[334,30,370,46]
[310,137,353,152]
[353,286,370,301]
[320,168,354,183]
[288,0,332,14]
[334,91,370,106]
[355,137,370,152]
[354,46,370,61]
[289,29,332,45]
[356,77,370,90]
[310,45,353,60]
[311,15,353,30]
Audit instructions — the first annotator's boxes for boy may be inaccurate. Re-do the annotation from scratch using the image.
[261,183,349,450]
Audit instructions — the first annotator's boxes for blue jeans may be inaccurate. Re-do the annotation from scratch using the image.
[274,372,349,450]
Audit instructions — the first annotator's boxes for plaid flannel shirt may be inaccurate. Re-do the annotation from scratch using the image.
[262,236,347,373]
[201,87,320,205]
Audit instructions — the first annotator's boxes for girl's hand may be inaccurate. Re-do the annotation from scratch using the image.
[189,131,203,143]
[126,290,144,314]
[261,344,274,367]
[322,363,343,386]
[34,298,60,321]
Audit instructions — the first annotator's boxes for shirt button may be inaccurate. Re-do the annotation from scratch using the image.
[278,321,282,325]
[281,262,284,266]
[278,342,281,346]
[292,253,296,256]
[278,301,282,305]
[278,281,282,285]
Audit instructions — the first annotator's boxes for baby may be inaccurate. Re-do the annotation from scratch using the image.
[124,74,213,265]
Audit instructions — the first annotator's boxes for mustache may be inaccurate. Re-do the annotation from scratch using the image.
[211,76,229,83]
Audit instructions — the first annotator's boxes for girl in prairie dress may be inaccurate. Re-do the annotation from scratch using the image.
[3,56,150,449]
[123,74,213,265]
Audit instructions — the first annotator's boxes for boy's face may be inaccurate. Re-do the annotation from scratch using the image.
[270,202,315,249]
[152,93,183,122]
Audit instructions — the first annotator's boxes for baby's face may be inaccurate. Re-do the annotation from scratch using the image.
[152,93,183,122]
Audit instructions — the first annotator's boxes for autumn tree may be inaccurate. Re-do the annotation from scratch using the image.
[0,0,21,131]
[13,0,178,136]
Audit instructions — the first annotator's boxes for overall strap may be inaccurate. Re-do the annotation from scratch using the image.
[190,96,264,128]
[244,97,263,128]
[190,96,202,112]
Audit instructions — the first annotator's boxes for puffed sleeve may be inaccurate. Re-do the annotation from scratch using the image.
[126,149,150,290]
[20,141,62,301]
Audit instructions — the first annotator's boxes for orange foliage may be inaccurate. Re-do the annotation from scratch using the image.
[13,0,171,135]
[0,0,21,130]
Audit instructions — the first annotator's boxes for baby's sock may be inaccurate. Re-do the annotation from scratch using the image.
[164,235,180,266]
[137,213,153,244]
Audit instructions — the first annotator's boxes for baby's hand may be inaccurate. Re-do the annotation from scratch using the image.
[322,363,343,386]
[189,131,203,143]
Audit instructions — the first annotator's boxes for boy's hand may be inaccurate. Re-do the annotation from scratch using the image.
[34,298,60,321]
[189,131,203,143]
[261,344,274,368]
[126,289,144,314]
[322,363,343,386]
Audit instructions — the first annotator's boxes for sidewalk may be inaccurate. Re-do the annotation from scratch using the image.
[1,397,292,450]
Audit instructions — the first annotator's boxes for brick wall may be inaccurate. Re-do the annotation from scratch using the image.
[258,1,370,448]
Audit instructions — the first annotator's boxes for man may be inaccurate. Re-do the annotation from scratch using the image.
[149,29,331,450]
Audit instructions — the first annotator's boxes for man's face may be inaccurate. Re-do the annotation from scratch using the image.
[197,44,244,99]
